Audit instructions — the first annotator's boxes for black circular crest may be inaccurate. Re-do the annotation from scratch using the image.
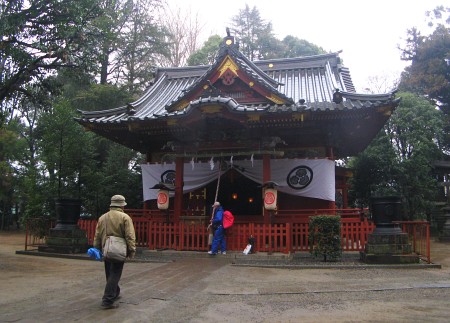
[286,166,313,190]
[161,170,176,186]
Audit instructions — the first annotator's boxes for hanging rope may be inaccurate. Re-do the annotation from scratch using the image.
[214,159,222,204]
[208,159,222,231]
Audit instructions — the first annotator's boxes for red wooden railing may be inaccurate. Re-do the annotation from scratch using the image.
[124,208,367,223]
[394,221,431,263]
[23,208,430,263]
[77,216,427,259]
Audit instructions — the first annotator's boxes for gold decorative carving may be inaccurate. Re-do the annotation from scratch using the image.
[172,99,189,111]
[247,114,261,122]
[218,56,239,78]
[266,94,285,104]
[200,105,222,113]
[377,106,393,116]
[167,119,178,126]
[292,113,305,122]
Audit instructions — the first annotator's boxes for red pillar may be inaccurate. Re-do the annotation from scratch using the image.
[263,154,271,224]
[174,157,184,223]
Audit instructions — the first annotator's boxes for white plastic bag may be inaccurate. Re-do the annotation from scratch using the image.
[243,244,252,255]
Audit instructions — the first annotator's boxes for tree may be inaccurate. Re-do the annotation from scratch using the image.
[399,6,450,152]
[230,6,326,61]
[363,73,400,94]
[95,0,168,93]
[0,120,27,228]
[156,4,203,67]
[349,92,444,219]
[115,0,168,94]
[187,35,222,66]
[0,0,102,111]
[36,100,92,214]
[231,5,280,61]
[279,35,327,58]
[348,131,399,208]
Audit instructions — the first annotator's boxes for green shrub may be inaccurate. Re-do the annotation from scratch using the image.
[308,215,342,262]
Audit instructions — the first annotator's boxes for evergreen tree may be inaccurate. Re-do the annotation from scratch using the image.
[399,6,450,152]
[187,35,222,66]
[231,4,280,60]
[0,0,103,111]
[230,5,326,61]
[349,92,444,219]
[92,0,168,93]
[280,35,327,57]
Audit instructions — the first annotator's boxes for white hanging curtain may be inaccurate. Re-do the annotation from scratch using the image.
[141,162,226,201]
[141,159,335,202]
[232,159,335,201]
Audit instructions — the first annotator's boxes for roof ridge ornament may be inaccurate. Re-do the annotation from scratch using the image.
[332,89,343,104]
[223,27,237,49]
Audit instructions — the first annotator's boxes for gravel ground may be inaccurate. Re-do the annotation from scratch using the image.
[1,230,450,323]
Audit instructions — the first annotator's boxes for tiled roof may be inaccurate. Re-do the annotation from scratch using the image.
[77,41,398,124]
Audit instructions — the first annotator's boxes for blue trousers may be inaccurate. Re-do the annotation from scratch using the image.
[211,226,226,253]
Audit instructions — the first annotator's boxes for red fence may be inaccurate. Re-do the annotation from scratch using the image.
[24,213,430,263]
[76,216,431,262]
[395,221,431,263]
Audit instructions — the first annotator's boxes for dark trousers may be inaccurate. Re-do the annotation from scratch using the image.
[102,260,124,305]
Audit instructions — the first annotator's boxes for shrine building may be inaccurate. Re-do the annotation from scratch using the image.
[76,34,400,226]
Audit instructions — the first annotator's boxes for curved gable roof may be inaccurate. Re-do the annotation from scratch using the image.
[77,36,399,127]
[164,36,293,113]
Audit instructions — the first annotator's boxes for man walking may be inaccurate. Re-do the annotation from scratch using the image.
[94,195,136,309]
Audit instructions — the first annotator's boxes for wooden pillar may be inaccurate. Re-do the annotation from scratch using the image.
[143,153,152,211]
[174,157,184,223]
[342,183,349,209]
[326,146,336,210]
[263,154,271,224]
[326,146,335,160]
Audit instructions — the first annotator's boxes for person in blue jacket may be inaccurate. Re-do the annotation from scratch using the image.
[208,201,227,255]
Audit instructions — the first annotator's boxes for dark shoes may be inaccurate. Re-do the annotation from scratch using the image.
[101,293,121,309]
[101,302,119,309]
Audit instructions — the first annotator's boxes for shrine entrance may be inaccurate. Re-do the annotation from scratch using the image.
[186,168,263,218]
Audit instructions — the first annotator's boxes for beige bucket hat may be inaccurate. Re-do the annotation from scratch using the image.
[110,195,127,207]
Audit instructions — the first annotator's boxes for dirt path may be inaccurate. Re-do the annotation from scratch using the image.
[2,231,450,322]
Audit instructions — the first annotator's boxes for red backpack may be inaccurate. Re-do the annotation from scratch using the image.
[223,210,234,229]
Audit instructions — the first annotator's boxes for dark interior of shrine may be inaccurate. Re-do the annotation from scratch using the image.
[203,168,262,216]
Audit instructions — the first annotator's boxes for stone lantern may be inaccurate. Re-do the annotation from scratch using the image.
[362,196,419,264]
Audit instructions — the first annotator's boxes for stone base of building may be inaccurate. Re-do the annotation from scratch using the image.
[360,252,419,264]
[38,227,88,254]
[361,228,419,264]
[438,216,450,242]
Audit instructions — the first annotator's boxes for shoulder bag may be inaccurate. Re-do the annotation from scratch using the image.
[103,212,127,262]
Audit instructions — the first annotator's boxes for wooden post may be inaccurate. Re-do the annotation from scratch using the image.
[263,154,271,224]
[174,157,184,223]
[342,183,349,209]
[144,153,152,211]
[326,147,336,210]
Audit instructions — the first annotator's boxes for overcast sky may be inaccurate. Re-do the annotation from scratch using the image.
[167,0,445,92]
